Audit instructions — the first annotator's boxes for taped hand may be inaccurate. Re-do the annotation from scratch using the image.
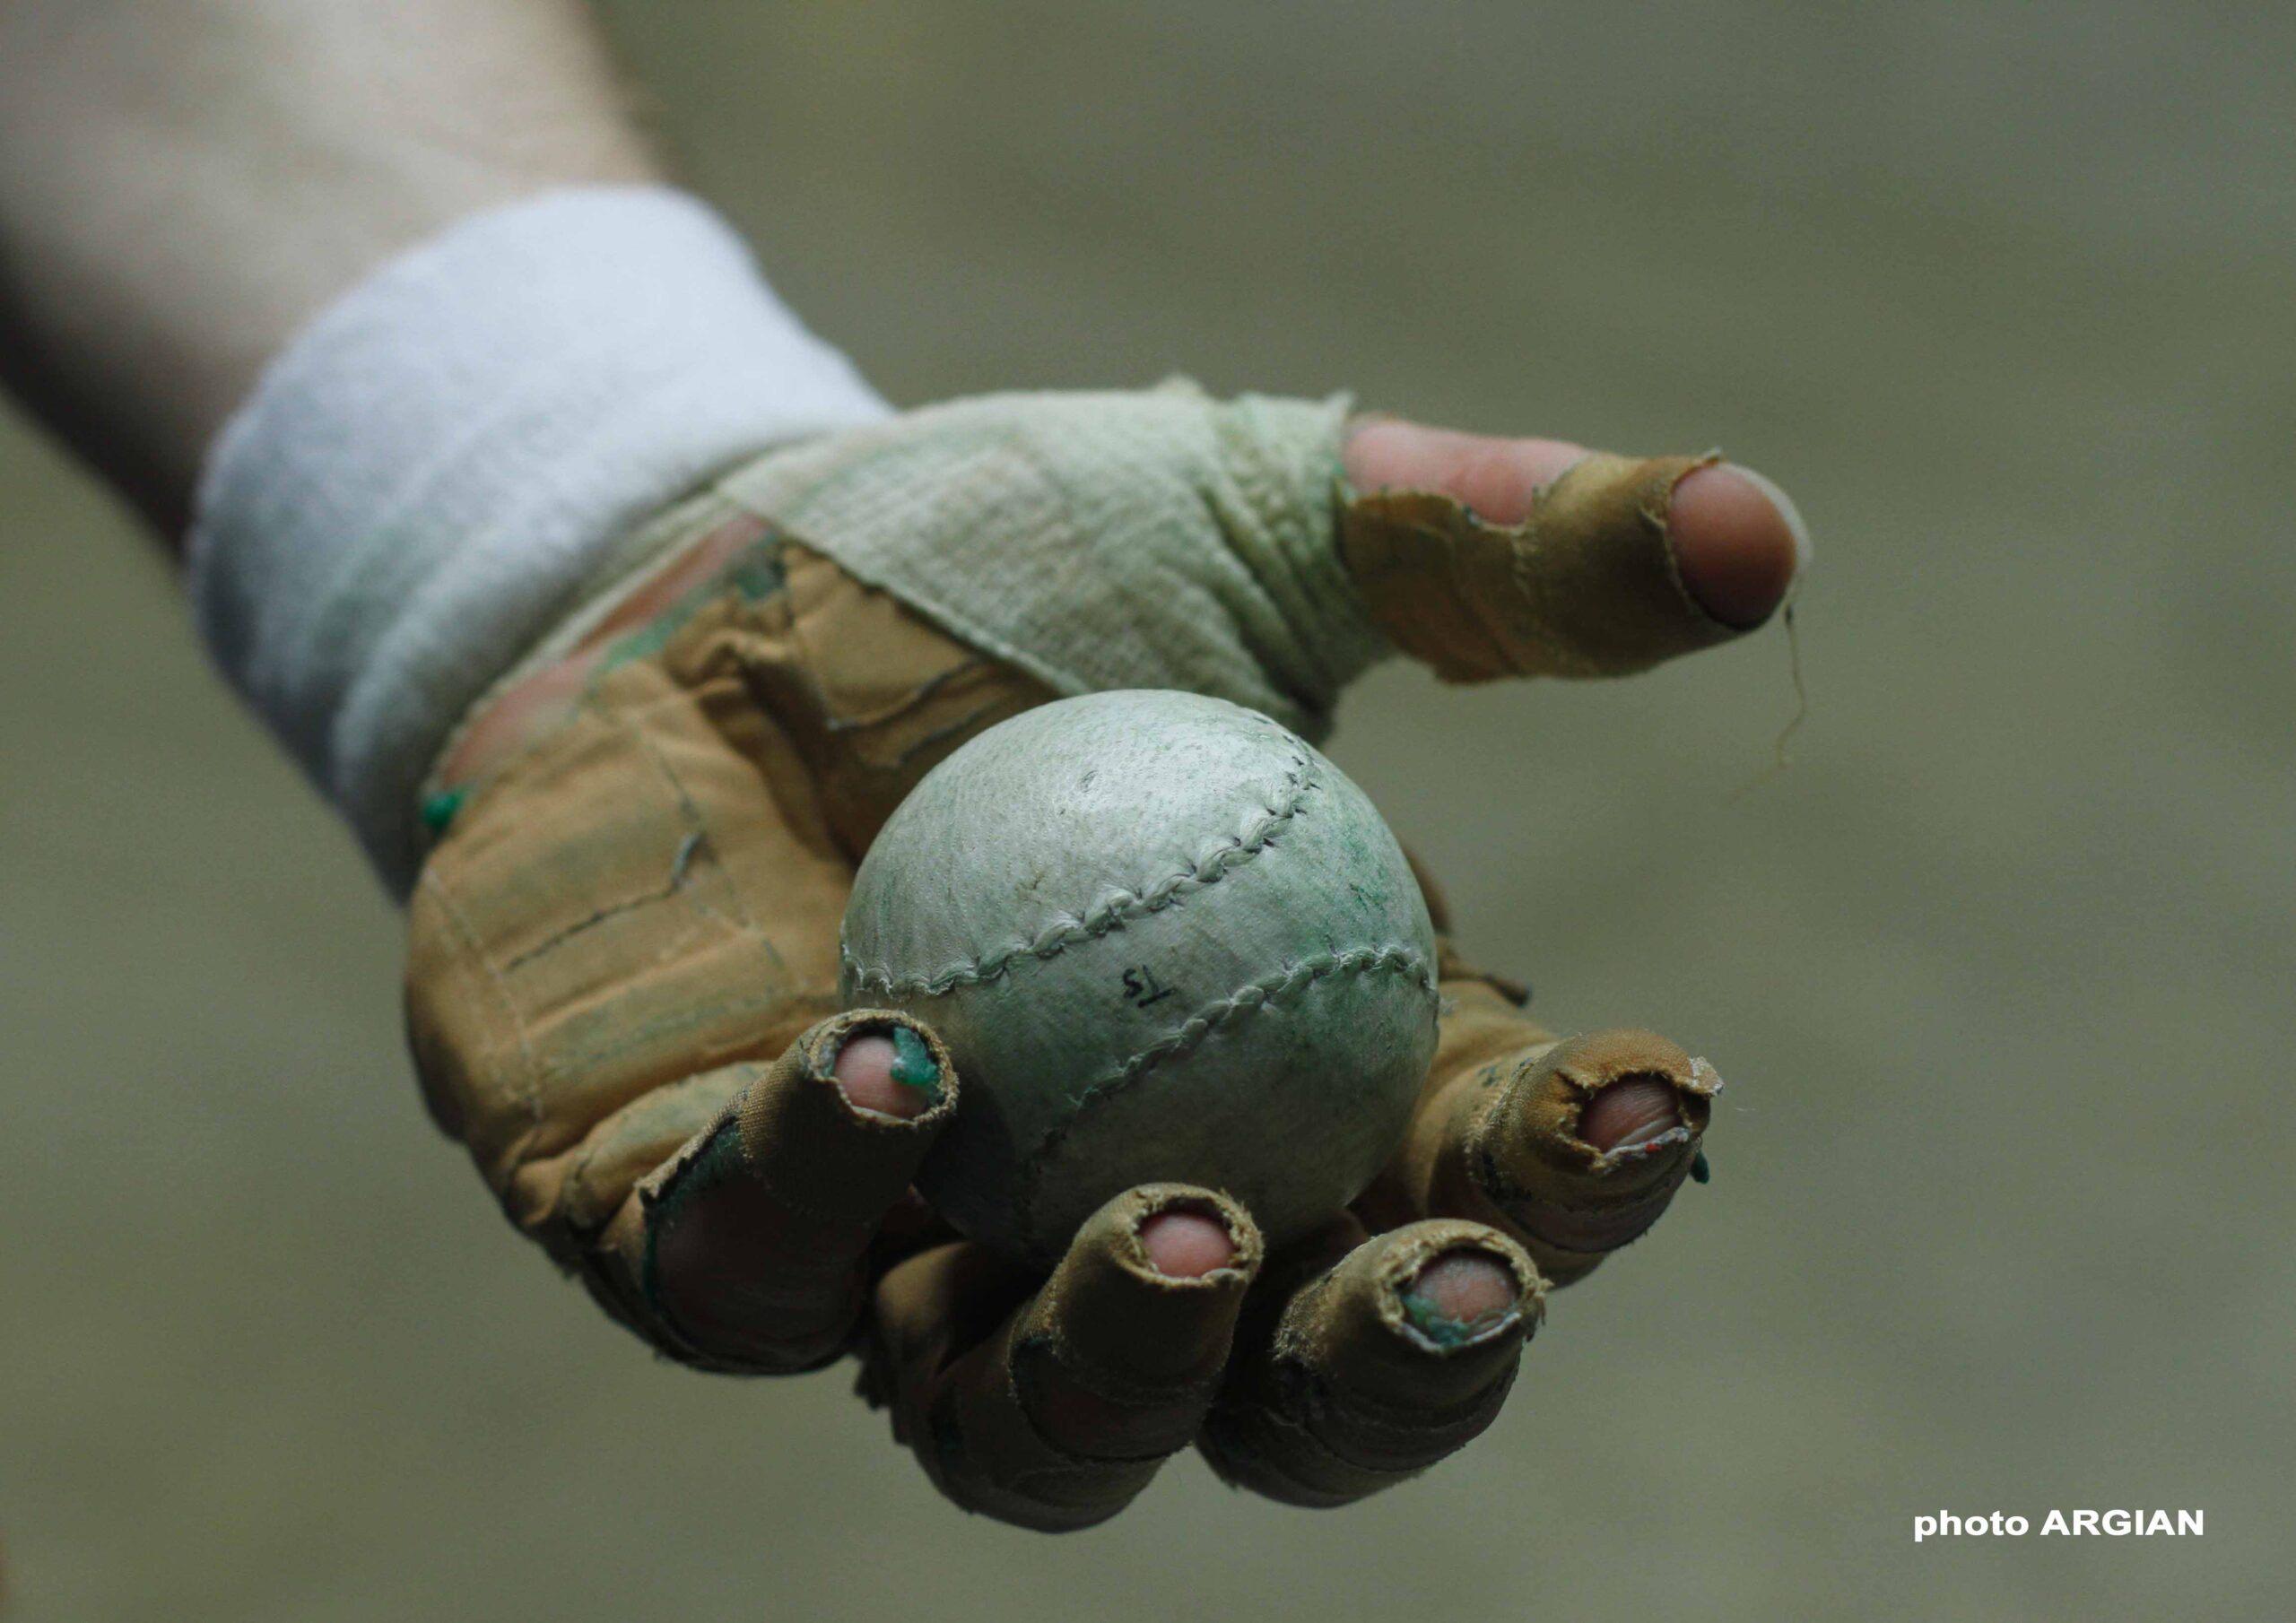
[403,386,1805,1530]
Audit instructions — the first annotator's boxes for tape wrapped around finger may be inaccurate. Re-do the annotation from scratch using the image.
[1198,1219,1541,1507]
[864,1185,1262,1532]
[580,1011,961,1374]
[1465,1030,1722,1264]
[1340,451,1736,682]
[1366,1021,1721,1286]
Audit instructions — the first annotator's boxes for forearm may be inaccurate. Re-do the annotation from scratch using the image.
[0,0,663,537]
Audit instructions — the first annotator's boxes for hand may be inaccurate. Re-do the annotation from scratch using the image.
[404,387,1804,1530]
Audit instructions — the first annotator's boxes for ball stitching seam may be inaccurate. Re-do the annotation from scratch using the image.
[841,755,1320,996]
[1012,942,1439,1248]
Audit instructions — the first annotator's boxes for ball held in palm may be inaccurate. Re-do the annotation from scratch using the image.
[840,690,1439,1263]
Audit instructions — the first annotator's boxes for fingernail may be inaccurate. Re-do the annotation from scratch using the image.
[1399,1249,1520,1349]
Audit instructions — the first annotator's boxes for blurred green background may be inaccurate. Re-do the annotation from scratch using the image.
[4,1,2291,1618]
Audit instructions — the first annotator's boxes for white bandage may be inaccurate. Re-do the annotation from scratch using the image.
[718,384,1389,744]
[187,187,891,893]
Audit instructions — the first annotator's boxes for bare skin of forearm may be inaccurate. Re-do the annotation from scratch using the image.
[0,0,665,540]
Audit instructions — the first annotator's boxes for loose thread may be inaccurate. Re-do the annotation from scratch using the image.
[1727,587,1809,802]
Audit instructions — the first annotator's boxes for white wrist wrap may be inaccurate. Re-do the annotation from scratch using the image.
[187,186,891,893]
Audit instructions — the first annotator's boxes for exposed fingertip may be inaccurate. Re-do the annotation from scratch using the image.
[1400,1249,1520,1346]
[1667,463,1809,629]
[1578,1075,1685,1153]
[1139,1205,1239,1279]
[831,1029,936,1119]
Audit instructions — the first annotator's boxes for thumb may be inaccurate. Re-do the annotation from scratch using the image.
[1339,417,1811,682]
[700,386,1809,750]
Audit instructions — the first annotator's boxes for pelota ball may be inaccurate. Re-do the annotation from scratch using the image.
[839,689,1440,1264]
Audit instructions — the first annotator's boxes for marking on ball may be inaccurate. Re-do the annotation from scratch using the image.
[1121,966,1178,1007]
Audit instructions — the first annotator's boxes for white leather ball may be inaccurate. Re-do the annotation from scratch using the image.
[840,690,1439,1263]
